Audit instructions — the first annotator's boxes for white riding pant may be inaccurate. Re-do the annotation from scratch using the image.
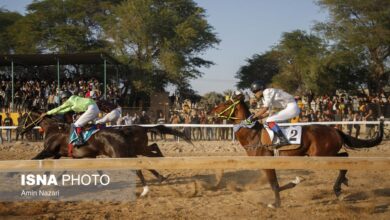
[96,107,122,125]
[266,102,300,123]
[74,103,100,127]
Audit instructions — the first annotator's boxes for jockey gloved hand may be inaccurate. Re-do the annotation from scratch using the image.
[245,114,255,124]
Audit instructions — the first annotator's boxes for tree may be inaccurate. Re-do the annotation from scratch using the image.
[199,91,224,111]
[0,8,23,53]
[315,0,390,94]
[9,0,117,53]
[103,0,220,93]
[235,51,280,90]
[320,47,370,94]
[272,30,327,95]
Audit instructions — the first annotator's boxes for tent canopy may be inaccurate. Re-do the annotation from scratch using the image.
[0,52,121,66]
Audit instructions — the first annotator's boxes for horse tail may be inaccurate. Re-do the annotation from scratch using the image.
[145,125,193,145]
[337,120,384,149]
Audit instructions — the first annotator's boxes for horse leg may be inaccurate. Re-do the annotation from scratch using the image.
[32,150,54,159]
[147,169,169,183]
[278,176,303,191]
[148,143,164,157]
[136,170,149,197]
[145,143,169,182]
[264,169,281,208]
[333,152,349,198]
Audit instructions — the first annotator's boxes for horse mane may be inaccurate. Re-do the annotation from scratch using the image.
[239,99,252,117]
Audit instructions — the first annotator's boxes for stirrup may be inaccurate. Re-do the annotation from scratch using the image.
[73,134,85,146]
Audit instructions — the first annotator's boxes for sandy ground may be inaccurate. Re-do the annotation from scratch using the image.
[0,137,389,220]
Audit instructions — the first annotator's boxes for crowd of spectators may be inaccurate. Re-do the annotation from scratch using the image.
[295,93,390,138]
[0,78,122,112]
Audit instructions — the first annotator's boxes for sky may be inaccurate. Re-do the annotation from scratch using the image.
[0,0,329,95]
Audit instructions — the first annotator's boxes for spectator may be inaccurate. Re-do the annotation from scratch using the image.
[15,112,25,141]
[346,109,354,136]
[183,113,191,140]
[353,111,361,138]
[364,99,379,139]
[139,111,150,124]
[156,112,166,140]
[132,113,140,124]
[170,112,181,141]
[206,116,215,140]
[170,112,181,124]
[199,110,207,140]
[190,110,201,140]
[3,112,13,143]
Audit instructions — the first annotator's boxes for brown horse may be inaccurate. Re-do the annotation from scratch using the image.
[211,98,383,208]
[19,111,192,197]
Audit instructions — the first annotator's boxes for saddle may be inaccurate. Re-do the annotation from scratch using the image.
[69,124,105,146]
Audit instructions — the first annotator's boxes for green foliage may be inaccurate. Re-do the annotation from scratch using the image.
[0,9,23,53]
[315,0,390,93]
[9,0,117,53]
[271,30,327,95]
[103,0,219,93]
[235,51,280,90]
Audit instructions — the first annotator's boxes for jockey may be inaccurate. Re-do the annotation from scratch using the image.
[248,80,300,146]
[95,99,122,126]
[42,91,100,144]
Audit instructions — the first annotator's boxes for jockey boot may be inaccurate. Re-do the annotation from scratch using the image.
[75,127,84,145]
[267,121,290,147]
[274,129,290,147]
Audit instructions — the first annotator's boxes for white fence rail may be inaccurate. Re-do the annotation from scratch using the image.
[1,120,388,129]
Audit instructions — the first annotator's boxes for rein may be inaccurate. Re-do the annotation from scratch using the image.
[22,112,45,131]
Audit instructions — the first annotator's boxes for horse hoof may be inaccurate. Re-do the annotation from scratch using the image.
[140,186,149,197]
[267,204,276,209]
[267,203,280,209]
[334,190,341,198]
[337,194,345,201]
[159,174,170,183]
[291,176,304,185]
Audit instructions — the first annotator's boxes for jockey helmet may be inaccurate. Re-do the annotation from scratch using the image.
[250,80,265,93]
[61,91,72,100]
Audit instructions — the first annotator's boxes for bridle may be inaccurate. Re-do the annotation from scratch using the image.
[216,99,243,121]
[21,111,45,132]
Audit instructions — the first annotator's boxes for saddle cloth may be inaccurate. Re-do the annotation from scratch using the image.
[69,124,104,145]
[264,125,302,145]
[233,120,259,133]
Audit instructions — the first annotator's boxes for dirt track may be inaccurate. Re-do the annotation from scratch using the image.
[0,139,389,219]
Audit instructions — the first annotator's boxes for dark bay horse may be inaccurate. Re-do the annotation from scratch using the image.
[211,98,383,208]
[19,111,192,196]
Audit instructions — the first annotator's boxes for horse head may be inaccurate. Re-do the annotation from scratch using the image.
[19,110,65,135]
[18,111,43,135]
[210,97,251,124]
